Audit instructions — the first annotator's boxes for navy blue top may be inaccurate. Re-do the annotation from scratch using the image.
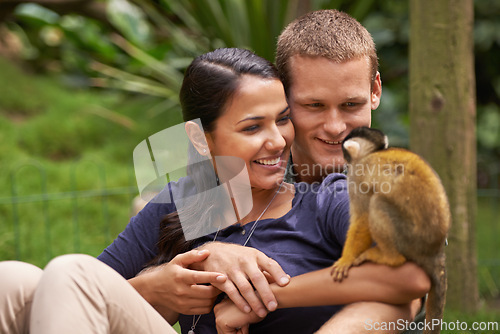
[98,173,350,333]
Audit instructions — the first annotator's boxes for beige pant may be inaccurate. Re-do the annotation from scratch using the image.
[0,255,177,334]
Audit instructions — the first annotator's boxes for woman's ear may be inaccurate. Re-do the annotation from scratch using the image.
[185,121,210,156]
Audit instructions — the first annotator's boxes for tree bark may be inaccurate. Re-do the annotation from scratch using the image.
[409,0,478,312]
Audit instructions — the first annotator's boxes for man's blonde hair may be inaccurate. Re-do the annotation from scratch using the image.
[276,9,378,95]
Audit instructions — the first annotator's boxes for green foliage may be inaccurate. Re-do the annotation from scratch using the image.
[478,104,500,150]
[5,0,395,114]
[0,56,51,117]
[108,0,154,47]
[0,56,181,267]
[474,0,500,169]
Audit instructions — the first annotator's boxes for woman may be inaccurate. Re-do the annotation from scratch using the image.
[0,48,427,334]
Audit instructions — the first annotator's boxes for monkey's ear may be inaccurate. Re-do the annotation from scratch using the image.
[383,135,389,149]
[343,139,361,160]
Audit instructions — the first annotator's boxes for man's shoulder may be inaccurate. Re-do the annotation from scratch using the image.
[294,172,347,194]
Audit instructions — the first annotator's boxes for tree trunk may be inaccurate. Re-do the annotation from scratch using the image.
[409,0,478,312]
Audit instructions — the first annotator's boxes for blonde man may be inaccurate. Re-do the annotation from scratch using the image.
[276,9,424,334]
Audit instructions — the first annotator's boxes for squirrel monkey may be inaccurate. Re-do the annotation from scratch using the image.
[331,127,450,334]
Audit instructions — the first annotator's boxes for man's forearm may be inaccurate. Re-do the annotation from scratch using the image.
[271,262,430,308]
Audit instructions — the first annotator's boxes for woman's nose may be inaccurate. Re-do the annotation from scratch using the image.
[265,125,286,151]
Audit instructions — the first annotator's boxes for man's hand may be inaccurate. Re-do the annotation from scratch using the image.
[129,249,226,318]
[214,298,265,334]
[192,242,290,317]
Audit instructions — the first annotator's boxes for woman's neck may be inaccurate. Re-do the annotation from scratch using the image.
[238,183,294,225]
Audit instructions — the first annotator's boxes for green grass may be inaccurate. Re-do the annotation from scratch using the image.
[0,56,183,267]
[442,307,500,333]
[476,197,500,300]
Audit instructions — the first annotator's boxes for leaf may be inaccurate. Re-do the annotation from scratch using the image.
[14,3,60,26]
[478,104,500,149]
[110,34,184,88]
[107,0,153,47]
[83,105,136,130]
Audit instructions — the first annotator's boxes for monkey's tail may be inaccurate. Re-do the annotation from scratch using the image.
[423,252,447,334]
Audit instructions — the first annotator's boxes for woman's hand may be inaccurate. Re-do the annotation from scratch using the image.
[192,242,290,317]
[214,298,265,334]
[129,249,226,320]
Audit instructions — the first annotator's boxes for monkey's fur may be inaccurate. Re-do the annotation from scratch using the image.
[331,127,450,334]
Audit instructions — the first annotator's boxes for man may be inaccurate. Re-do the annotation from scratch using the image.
[275,9,423,333]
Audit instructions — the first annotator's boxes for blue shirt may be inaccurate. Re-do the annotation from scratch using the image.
[98,173,350,333]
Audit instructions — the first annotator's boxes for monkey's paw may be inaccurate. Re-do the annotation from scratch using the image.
[330,258,354,282]
[352,254,368,266]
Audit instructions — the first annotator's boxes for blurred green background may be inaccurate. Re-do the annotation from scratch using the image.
[0,0,499,332]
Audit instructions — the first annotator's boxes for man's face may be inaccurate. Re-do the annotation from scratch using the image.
[287,55,382,177]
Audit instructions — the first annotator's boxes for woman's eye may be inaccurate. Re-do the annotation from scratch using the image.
[277,115,291,124]
[242,125,259,132]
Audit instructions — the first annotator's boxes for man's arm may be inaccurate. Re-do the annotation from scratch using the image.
[214,262,429,334]
[215,262,430,333]
[272,262,429,308]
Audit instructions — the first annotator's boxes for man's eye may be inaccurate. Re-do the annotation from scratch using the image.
[345,102,357,107]
[307,103,323,108]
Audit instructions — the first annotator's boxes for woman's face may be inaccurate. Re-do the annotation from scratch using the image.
[206,75,294,190]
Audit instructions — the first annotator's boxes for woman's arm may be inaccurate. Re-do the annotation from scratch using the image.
[128,249,227,325]
[128,272,180,325]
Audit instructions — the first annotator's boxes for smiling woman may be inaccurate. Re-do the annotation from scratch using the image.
[205,75,293,191]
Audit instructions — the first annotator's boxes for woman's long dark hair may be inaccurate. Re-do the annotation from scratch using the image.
[149,48,280,265]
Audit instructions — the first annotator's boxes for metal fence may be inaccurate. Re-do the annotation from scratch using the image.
[1,161,499,299]
[0,160,138,267]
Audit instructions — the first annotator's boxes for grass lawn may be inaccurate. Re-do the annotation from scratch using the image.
[0,55,183,266]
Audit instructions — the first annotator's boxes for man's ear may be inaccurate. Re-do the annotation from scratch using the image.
[185,121,210,156]
[371,71,382,110]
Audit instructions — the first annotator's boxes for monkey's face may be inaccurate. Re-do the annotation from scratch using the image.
[342,127,388,162]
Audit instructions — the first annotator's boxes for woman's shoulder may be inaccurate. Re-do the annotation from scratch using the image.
[146,175,196,205]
